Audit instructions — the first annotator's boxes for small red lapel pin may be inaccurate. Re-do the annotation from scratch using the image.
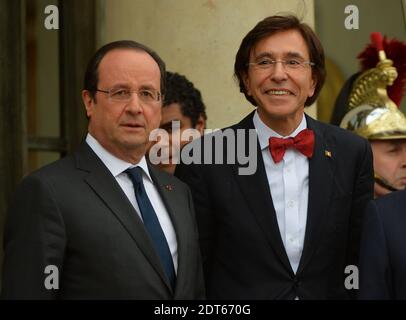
[164,184,173,191]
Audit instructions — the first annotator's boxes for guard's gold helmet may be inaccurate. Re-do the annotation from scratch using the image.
[340,33,406,140]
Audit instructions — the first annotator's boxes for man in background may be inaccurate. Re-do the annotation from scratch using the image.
[336,34,406,300]
[152,71,207,174]
[358,189,406,299]
[339,34,406,198]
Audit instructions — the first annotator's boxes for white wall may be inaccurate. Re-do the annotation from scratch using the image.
[97,0,316,129]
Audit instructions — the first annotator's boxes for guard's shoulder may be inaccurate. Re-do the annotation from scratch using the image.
[374,189,406,213]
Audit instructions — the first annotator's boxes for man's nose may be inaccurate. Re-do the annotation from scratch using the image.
[125,92,143,113]
[401,147,406,166]
[270,61,288,81]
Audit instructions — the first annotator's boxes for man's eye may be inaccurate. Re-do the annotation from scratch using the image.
[388,147,399,153]
[112,89,130,97]
[139,90,154,98]
[286,59,301,66]
[257,59,273,66]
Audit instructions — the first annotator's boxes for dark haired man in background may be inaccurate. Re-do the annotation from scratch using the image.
[176,15,374,299]
[155,71,206,174]
[1,40,204,299]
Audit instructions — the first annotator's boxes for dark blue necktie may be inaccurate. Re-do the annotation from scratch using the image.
[125,166,176,289]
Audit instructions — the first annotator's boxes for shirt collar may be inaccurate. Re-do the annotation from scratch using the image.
[253,110,307,150]
[85,133,152,181]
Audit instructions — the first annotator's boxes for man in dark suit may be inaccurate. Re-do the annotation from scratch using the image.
[359,190,406,299]
[175,15,374,299]
[1,40,204,299]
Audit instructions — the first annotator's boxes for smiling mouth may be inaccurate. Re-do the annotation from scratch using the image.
[265,89,294,96]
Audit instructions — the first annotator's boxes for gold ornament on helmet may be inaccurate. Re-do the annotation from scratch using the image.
[340,32,406,140]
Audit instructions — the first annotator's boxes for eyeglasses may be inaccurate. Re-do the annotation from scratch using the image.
[247,58,315,71]
[96,88,162,104]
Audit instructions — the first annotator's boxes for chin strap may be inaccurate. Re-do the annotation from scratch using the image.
[374,173,399,192]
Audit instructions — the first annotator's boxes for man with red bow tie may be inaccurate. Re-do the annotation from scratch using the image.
[175,15,374,299]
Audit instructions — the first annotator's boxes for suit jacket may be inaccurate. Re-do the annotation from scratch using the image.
[1,142,205,299]
[175,111,374,299]
[359,190,406,300]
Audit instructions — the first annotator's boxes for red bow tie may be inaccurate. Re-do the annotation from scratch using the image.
[268,129,315,163]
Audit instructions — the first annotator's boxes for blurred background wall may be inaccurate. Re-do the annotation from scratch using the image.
[96,0,316,129]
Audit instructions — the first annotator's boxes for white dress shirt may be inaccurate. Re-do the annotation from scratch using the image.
[253,111,309,274]
[86,133,178,273]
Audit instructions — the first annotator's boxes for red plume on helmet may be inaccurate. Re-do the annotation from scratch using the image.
[357,32,406,106]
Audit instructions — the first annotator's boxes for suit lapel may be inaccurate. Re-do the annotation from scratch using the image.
[74,143,172,292]
[147,164,192,298]
[231,113,293,273]
[297,116,336,274]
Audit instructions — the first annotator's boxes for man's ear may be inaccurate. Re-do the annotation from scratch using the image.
[194,114,206,136]
[242,72,252,96]
[308,77,317,98]
[82,90,94,117]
